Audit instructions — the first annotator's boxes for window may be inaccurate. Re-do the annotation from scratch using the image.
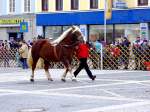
[9,0,15,13]
[89,25,113,43]
[56,0,63,11]
[138,0,148,6]
[90,0,98,9]
[71,0,79,10]
[24,0,30,12]
[42,0,48,11]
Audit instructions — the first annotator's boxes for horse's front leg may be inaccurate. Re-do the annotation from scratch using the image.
[44,61,53,81]
[68,66,77,82]
[61,68,69,82]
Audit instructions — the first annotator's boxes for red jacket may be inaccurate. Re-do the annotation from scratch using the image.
[110,47,121,57]
[76,43,89,59]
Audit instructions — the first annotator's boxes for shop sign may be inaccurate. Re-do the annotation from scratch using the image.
[114,0,127,9]
[20,22,28,32]
[0,19,23,24]
[140,23,149,39]
[80,25,88,41]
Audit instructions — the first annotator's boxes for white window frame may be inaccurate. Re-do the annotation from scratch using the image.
[9,0,15,13]
[24,0,31,13]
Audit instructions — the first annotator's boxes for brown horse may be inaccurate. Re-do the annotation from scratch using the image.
[27,26,83,82]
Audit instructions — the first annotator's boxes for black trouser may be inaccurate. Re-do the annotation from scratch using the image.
[74,58,93,79]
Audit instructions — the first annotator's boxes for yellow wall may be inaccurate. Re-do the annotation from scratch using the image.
[35,0,143,13]
[99,0,105,9]
[125,0,137,8]
[79,0,90,10]
[35,0,42,12]
[63,0,71,11]
[48,0,56,12]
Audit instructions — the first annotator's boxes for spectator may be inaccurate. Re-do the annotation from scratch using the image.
[141,39,150,70]
[120,37,131,69]
[4,40,10,49]
[19,40,29,69]
[109,44,121,69]
[89,32,102,69]
[133,37,143,70]
[1,43,10,67]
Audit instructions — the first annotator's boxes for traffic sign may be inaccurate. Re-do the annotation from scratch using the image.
[20,22,28,32]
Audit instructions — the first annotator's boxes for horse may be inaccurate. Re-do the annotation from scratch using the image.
[27,26,84,82]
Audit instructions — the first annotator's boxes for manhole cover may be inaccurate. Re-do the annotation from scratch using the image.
[19,108,46,112]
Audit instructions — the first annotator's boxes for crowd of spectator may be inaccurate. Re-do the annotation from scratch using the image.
[0,39,33,69]
[0,36,150,71]
[88,36,150,71]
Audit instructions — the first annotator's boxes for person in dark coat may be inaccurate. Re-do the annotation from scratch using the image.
[120,37,131,69]
[74,40,96,80]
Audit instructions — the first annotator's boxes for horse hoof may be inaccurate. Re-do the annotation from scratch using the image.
[72,79,77,82]
[48,78,53,81]
[30,79,34,82]
[61,79,66,82]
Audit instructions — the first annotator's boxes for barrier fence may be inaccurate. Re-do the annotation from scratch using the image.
[0,44,150,71]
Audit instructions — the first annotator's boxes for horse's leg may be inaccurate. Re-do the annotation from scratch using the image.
[61,68,69,82]
[31,62,36,82]
[61,60,76,82]
[44,61,53,81]
[68,66,77,82]
[30,57,39,82]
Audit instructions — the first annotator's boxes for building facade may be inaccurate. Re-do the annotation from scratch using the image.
[0,0,150,43]
[0,0,36,41]
[36,0,150,43]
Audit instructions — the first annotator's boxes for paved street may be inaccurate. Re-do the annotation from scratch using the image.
[0,69,150,112]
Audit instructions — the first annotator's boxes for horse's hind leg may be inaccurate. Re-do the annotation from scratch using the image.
[44,61,53,81]
[31,62,37,82]
[30,58,39,82]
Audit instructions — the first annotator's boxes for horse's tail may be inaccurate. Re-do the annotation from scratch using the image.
[27,48,33,68]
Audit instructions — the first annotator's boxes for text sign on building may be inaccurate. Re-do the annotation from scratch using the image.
[114,0,127,8]
[20,22,28,32]
[80,25,88,41]
[0,19,23,24]
[140,23,149,39]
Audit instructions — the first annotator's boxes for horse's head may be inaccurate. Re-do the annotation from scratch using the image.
[52,26,84,46]
[70,26,84,43]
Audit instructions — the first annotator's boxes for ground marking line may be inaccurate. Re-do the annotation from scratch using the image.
[38,81,135,92]
[0,93,22,96]
[74,101,150,112]
[100,89,124,98]
[78,78,130,82]
[134,82,150,88]
[0,88,147,102]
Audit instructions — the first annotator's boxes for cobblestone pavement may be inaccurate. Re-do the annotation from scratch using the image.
[0,68,150,112]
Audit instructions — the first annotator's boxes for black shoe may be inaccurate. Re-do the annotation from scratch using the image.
[92,75,96,81]
[74,73,77,78]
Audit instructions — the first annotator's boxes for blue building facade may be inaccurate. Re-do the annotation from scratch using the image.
[36,8,150,43]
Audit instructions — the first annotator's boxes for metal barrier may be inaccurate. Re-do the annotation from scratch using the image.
[0,45,150,71]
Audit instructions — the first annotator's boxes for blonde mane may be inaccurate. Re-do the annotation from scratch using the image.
[51,26,81,45]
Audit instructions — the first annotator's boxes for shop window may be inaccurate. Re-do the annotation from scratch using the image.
[45,26,62,39]
[115,24,140,42]
[56,0,63,11]
[24,0,30,12]
[9,0,15,13]
[90,0,98,9]
[89,25,113,44]
[138,0,148,6]
[71,0,79,10]
[42,0,48,11]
